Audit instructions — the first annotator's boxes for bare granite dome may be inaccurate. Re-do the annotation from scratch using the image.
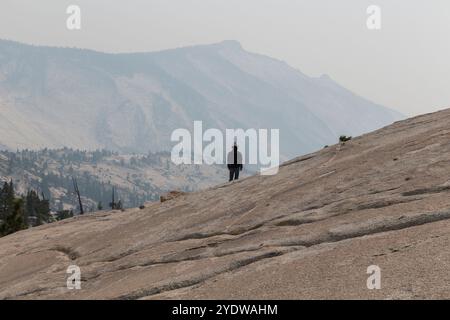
[1,108,450,299]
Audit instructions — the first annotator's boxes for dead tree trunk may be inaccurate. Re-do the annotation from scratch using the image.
[72,177,84,215]
[110,187,116,210]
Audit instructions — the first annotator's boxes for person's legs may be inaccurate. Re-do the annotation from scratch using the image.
[234,168,239,180]
[229,168,234,181]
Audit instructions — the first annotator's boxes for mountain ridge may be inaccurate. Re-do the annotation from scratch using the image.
[0,39,403,157]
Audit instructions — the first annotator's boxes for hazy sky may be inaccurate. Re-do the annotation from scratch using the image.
[1,0,449,116]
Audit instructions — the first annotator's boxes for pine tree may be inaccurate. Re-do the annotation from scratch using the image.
[36,193,51,225]
[55,210,73,221]
[25,190,51,226]
[0,198,27,237]
[0,181,15,221]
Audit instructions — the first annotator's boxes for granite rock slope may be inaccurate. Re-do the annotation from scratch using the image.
[1,108,450,299]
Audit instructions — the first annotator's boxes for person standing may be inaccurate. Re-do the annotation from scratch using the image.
[227,143,243,181]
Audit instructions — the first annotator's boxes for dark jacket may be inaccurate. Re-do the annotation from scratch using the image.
[227,146,243,170]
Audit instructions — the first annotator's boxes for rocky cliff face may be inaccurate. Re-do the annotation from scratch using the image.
[0,40,403,158]
[1,108,449,299]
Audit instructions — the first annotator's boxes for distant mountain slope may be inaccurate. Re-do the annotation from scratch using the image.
[0,149,225,212]
[0,39,403,157]
[1,108,449,299]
